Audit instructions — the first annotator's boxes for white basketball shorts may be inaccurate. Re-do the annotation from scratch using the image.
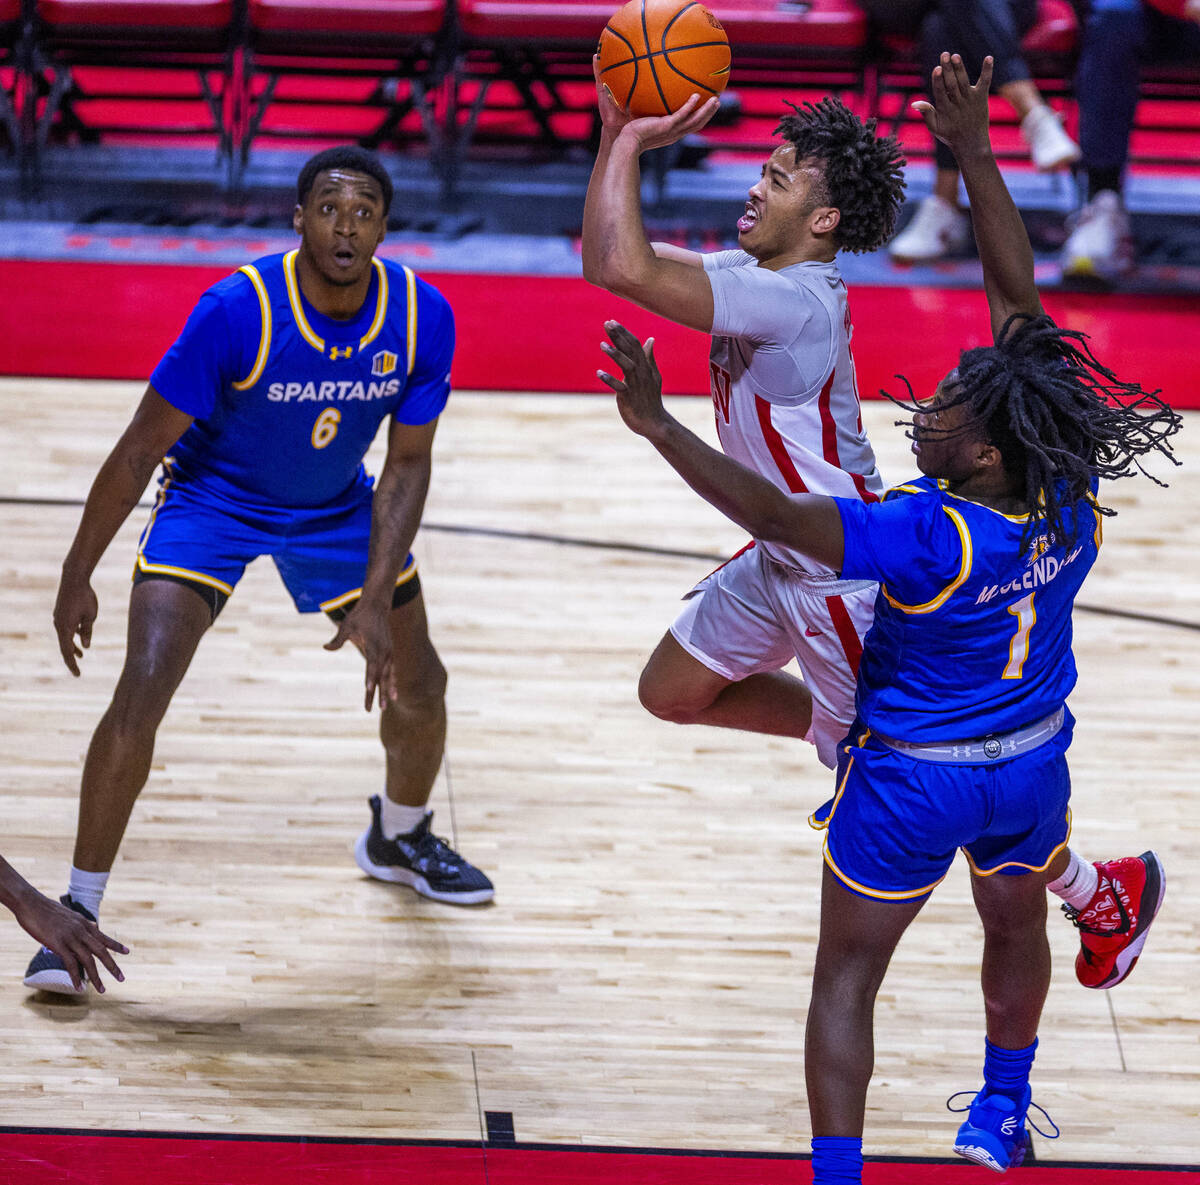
[669,543,877,768]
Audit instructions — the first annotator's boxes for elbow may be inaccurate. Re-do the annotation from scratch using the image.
[584,260,631,297]
[582,247,645,299]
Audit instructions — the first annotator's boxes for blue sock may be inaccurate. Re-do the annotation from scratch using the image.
[983,1037,1037,1099]
[811,1136,863,1184]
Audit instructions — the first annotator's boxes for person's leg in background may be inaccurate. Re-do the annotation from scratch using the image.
[891,0,1079,263]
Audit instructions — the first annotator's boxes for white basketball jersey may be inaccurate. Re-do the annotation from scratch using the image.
[704,250,884,574]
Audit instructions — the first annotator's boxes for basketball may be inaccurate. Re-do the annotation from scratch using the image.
[597,0,731,119]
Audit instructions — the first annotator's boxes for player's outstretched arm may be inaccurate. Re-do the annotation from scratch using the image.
[325,417,436,711]
[581,57,720,331]
[55,386,194,675]
[0,857,128,992]
[914,53,1043,339]
[598,321,845,569]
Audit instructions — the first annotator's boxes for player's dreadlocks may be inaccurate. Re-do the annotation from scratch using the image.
[891,313,1182,550]
[775,96,906,254]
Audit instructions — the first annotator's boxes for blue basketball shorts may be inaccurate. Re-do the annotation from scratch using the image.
[808,714,1074,901]
[134,469,417,615]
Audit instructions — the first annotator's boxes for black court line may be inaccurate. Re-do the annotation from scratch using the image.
[4,494,1198,635]
[0,1126,1197,1172]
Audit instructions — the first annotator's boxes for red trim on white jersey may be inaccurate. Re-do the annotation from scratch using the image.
[755,396,809,494]
[825,593,864,678]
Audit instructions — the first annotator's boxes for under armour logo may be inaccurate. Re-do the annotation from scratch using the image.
[329,345,354,360]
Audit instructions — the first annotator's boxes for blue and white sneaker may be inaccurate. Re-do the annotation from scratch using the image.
[354,795,494,905]
[950,1085,1058,1173]
[23,894,93,995]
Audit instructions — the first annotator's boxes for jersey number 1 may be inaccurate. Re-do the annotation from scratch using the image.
[1003,593,1036,680]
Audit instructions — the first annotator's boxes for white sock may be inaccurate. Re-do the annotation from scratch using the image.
[67,866,110,919]
[380,798,429,839]
[1046,849,1099,910]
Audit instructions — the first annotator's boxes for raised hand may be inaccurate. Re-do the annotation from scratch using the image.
[913,52,994,160]
[593,56,719,152]
[597,320,668,437]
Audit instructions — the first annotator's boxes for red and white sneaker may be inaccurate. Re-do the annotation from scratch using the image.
[1063,852,1165,989]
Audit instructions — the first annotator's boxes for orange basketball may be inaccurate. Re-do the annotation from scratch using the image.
[597,0,730,119]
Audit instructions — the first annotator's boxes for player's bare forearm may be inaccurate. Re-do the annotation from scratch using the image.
[916,54,1042,337]
[584,136,716,329]
[581,126,622,283]
[598,321,845,570]
[0,857,37,915]
[647,418,843,567]
[582,131,659,292]
[63,386,193,580]
[63,442,162,580]
[361,456,430,610]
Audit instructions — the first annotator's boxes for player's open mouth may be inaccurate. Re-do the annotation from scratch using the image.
[737,203,758,233]
[333,248,357,265]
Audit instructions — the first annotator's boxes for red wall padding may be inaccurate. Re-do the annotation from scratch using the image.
[2,259,1196,407]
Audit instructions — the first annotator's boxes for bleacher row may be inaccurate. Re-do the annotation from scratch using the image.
[0,0,1195,199]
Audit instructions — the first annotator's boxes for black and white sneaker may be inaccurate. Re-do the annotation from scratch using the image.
[354,795,494,905]
[23,894,94,995]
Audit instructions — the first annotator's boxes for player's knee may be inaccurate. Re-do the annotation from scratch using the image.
[107,667,178,736]
[977,892,1047,942]
[383,660,447,722]
[638,676,708,724]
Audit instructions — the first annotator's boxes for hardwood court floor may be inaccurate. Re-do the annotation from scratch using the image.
[0,379,1197,1167]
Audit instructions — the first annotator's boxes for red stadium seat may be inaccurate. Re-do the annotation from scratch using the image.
[1021,0,1078,57]
[28,0,239,184]
[716,0,867,52]
[241,1,452,189]
[457,0,610,44]
[451,0,870,189]
[37,0,235,47]
[248,0,446,48]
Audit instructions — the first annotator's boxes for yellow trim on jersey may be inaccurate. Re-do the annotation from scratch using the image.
[1086,492,1104,549]
[136,455,174,559]
[823,844,947,901]
[134,554,235,595]
[232,264,272,391]
[939,478,1031,522]
[283,249,325,353]
[319,559,418,614]
[964,809,1072,877]
[885,483,925,499]
[403,265,417,375]
[807,734,868,830]
[358,257,389,350]
[880,505,973,615]
[134,458,237,595]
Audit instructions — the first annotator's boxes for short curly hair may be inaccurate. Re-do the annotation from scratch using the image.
[775,97,906,254]
[296,146,393,214]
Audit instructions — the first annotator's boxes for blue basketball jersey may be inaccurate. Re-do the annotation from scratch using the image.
[836,475,1102,742]
[150,250,454,508]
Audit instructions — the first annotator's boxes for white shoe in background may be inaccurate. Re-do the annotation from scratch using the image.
[888,194,970,264]
[1061,190,1135,283]
[1021,105,1082,172]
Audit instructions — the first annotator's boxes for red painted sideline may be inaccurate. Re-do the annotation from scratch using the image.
[0,260,1196,408]
[1,1133,1197,1185]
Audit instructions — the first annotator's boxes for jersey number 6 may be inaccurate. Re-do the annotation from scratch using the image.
[312,407,342,449]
